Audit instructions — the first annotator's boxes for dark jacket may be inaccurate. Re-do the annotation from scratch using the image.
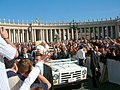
[43,64,54,90]
[90,51,100,70]
[60,50,69,59]
[18,53,34,63]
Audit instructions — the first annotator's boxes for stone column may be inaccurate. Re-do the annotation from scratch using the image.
[115,25,119,38]
[16,32,18,43]
[106,26,109,37]
[63,29,65,40]
[13,29,15,43]
[93,27,96,40]
[42,29,45,41]
[54,29,57,34]
[11,33,13,43]
[40,29,42,40]
[46,29,49,42]
[20,30,22,42]
[18,29,20,43]
[111,26,113,38]
[34,29,36,42]
[80,28,82,40]
[59,29,61,41]
[89,27,91,40]
[50,29,53,42]
[60,29,63,40]
[67,29,70,40]
[31,29,34,42]
[22,29,24,42]
[26,29,29,42]
[71,28,74,39]
[98,27,100,39]
[118,25,120,37]
[84,27,86,39]
[32,29,35,42]
[8,29,11,41]
[76,28,78,40]
[102,27,104,39]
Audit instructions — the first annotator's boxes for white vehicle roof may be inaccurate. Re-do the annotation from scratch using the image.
[45,58,87,72]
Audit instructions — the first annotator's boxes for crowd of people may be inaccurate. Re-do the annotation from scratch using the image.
[1,26,120,90]
[14,34,120,88]
[0,27,53,90]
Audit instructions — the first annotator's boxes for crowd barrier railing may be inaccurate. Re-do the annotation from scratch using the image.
[107,59,120,85]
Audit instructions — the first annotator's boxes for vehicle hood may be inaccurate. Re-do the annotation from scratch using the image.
[46,61,83,72]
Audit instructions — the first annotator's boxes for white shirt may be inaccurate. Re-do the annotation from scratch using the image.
[36,45,45,54]
[23,54,28,58]
[76,49,86,60]
[0,35,16,90]
[37,44,50,54]
[19,61,43,90]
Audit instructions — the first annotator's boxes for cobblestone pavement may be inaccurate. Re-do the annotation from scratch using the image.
[55,78,120,90]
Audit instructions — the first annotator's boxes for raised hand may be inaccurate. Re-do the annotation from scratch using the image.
[0,27,8,39]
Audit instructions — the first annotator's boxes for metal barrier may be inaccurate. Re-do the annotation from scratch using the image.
[107,59,120,85]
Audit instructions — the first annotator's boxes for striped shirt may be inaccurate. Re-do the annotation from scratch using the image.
[0,36,16,90]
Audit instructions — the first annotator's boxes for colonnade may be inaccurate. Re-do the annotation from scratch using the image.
[0,18,120,43]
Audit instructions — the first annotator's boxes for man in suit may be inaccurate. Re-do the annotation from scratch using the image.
[60,46,69,59]
[35,54,54,90]
[18,47,34,63]
[90,46,101,88]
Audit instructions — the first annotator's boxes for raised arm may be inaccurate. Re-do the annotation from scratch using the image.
[0,27,18,59]
[38,74,51,89]
[19,61,43,90]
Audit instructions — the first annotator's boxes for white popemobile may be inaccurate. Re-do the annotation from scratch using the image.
[45,58,87,88]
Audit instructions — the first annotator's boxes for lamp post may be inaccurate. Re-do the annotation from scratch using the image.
[28,23,32,42]
[69,20,78,40]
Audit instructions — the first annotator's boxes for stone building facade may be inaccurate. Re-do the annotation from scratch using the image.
[0,17,120,43]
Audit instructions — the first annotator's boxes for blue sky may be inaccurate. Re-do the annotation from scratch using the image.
[0,0,120,23]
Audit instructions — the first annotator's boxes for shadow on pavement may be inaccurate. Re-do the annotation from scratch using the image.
[55,77,120,90]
